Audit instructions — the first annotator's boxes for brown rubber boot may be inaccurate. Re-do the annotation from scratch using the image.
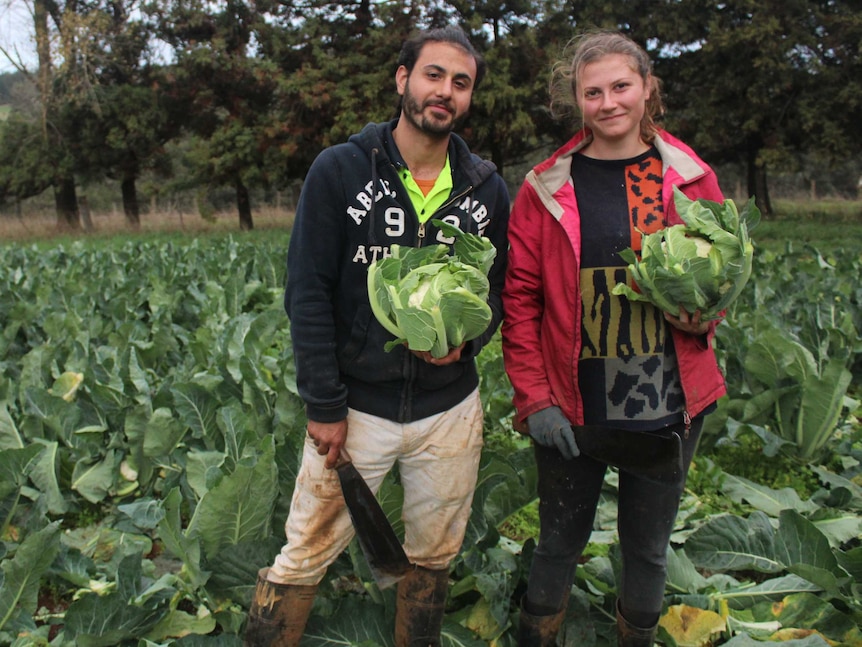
[394,565,450,647]
[243,568,317,647]
[616,600,658,647]
[517,596,567,647]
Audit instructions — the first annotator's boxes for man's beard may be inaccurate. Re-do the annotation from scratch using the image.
[401,83,466,136]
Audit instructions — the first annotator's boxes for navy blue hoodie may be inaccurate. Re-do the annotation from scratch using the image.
[285,119,510,423]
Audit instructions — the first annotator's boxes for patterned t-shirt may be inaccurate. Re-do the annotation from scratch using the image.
[573,147,685,430]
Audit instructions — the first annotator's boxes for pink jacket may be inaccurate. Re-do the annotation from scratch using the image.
[502,129,727,428]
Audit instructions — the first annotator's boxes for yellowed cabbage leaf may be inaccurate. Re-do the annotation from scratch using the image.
[463,597,504,641]
[770,628,831,642]
[49,371,84,402]
[659,604,726,647]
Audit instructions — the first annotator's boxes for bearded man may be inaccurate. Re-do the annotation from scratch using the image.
[243,25,510,647]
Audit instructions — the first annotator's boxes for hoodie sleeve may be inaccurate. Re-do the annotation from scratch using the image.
[467,173,510,356]
[284,147,350,423]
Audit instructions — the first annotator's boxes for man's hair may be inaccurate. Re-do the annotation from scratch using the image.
[397,26,486,89]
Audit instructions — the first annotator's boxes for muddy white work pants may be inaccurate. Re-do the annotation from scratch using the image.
[268,388,484,585]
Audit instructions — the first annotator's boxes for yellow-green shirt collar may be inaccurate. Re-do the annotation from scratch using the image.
[398,155,453,223]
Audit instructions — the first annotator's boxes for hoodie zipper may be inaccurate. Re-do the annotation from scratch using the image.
[402,185,476,421]
[415,185,475,247]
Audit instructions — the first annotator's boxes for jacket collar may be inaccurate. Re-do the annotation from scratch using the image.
[528,128,709,203]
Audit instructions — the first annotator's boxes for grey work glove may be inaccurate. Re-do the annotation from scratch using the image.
[527,406,580,459]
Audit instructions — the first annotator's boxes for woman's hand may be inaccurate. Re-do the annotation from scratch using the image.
[664,306,710,335]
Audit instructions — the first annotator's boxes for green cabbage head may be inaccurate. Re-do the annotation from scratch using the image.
[611,187,760,320]
[367,220,496,358]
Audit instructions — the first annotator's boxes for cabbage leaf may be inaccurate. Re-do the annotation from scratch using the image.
[612,187,760,320]
[367,221,496,358]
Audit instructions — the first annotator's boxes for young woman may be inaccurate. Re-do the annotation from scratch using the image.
[502,30,726,647]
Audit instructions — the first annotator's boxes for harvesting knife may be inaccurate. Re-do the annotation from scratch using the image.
[572,425,684,485]
[335,450,412,589]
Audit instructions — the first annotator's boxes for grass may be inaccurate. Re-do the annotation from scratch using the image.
[772,197,862,221]
[756,198,862,250]
[3,197,860,249]
[0,206,295,247]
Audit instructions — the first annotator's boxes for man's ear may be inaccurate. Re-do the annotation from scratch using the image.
[395,65,408,95]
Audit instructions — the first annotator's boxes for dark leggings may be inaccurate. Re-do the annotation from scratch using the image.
[524,419,702,628]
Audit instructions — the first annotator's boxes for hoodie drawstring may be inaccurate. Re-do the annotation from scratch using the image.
[368,147,379,246]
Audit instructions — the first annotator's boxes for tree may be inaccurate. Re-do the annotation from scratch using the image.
[149,0,280,230]
[0,110,67,204]
[258,0,548,183]
[256,0,415,189]
[76,2,176,227]
[34,0,81,228]
[0,0,164,228]
[793,0,862,190]
[5,0,862,225]
[0,0,82,228]
[645,0,862,214]
[448,0,550,175]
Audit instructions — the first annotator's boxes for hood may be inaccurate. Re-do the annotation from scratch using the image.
[347,119,500,244]
[348,119,499,188]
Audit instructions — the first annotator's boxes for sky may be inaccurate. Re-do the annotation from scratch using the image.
[0,1,36,73]
[0,4,171,74]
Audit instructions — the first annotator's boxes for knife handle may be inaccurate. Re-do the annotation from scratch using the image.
[334,448,353,469]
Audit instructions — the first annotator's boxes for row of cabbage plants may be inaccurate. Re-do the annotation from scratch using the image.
[0,235,860,646]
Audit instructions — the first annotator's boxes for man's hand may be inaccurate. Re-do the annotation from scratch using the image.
[410,342,466,366]
[664,306,710,335]
[526,406,580,459]
[306,419,348,469]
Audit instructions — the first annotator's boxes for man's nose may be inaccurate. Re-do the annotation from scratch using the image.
[436,78,453,97]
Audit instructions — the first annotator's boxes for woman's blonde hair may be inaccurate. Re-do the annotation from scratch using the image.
[548,30,665,142]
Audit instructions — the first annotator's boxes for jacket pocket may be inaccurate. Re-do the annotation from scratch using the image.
[338,305,404,383]
[338,304,373,367]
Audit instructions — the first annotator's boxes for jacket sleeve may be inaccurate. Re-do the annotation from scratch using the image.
[668,176,729,419]
[284,148,349,423]
[501,179,556,422]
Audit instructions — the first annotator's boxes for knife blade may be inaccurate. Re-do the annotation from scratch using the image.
[335,450,412,589]
[573,425,684,485]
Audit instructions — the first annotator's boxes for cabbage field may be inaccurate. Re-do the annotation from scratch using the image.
[1,232,860,647]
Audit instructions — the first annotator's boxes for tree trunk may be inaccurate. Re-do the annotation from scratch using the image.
[34,0,51,133]
[79,195,94,231]
[487,124,504,176]
[54,177,80,230]
[121,175,141,228]
[355,0,371,34]
[237,177,253,231]
[746,140,773,216]
[750,165,772,216]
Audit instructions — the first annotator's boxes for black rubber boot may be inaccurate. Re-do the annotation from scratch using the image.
[394,565,450,647]
[616,600,658,647]
[243,568,317,647]
[517,595,567,647]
